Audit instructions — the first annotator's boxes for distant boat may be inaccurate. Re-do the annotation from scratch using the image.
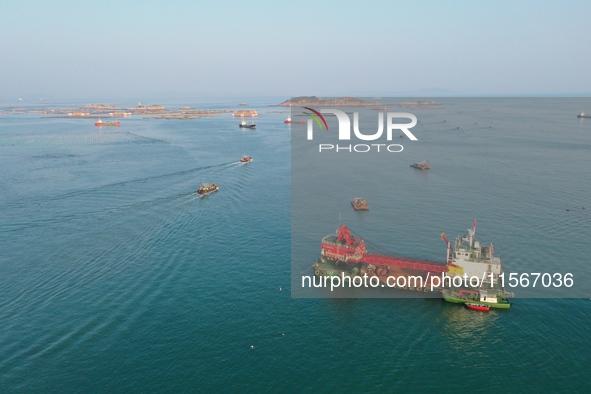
[578,111,591,119]
[410,160,431,170]
[238,103,248,106]
[239,120,256,129]
[95,118,120,127]
[351,198,369,211]
[240,156,253,163]
[465,303,490,312]
[284,117,305,124]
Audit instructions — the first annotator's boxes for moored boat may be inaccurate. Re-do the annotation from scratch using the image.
[197,183,219,195]
[465,303,490,312]
[442,289,512,309]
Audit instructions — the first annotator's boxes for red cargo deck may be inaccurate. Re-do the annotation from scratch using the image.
[321,225,446,274]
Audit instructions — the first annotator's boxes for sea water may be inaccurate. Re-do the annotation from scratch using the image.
[0,98,590,392]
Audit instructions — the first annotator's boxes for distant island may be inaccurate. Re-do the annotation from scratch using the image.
[276,96,378,107]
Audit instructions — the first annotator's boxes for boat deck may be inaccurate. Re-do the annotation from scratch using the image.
[351,198,369,210]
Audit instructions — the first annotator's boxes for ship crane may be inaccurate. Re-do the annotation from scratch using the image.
[440,232,454,262]
[440,233,454,252]
[322,225,446,273]
[337,225,362,247]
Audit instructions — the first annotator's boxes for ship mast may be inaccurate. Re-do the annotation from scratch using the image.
[469,219,477,250]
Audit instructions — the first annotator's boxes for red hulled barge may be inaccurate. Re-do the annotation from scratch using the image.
[313,225,446,292]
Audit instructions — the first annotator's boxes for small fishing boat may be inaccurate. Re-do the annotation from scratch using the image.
[239,120,256,129]
[351,198,369,211]
[465,303,490,312]
[197,183,219,195]
[284,117,305,124]
[240,156,253,163]
[410,159,431,170]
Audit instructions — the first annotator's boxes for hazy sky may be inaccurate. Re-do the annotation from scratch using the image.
[1,0,590,99]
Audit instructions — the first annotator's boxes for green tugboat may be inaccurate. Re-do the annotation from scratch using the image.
[442,288,511,309]
[440,220,513,309]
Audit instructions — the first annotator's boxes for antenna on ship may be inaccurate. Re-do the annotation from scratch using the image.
[468,219,477,247]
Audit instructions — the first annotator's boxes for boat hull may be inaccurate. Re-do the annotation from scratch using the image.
[198,189,218,196]
[197,184,219,195]
[466,303,490,312]
[351,199,369,210]
[410,164,431,170]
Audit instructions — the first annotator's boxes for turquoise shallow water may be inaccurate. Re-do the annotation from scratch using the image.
[1,98,591,392]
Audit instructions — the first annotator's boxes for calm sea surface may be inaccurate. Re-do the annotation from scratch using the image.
[1,98,590,392]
